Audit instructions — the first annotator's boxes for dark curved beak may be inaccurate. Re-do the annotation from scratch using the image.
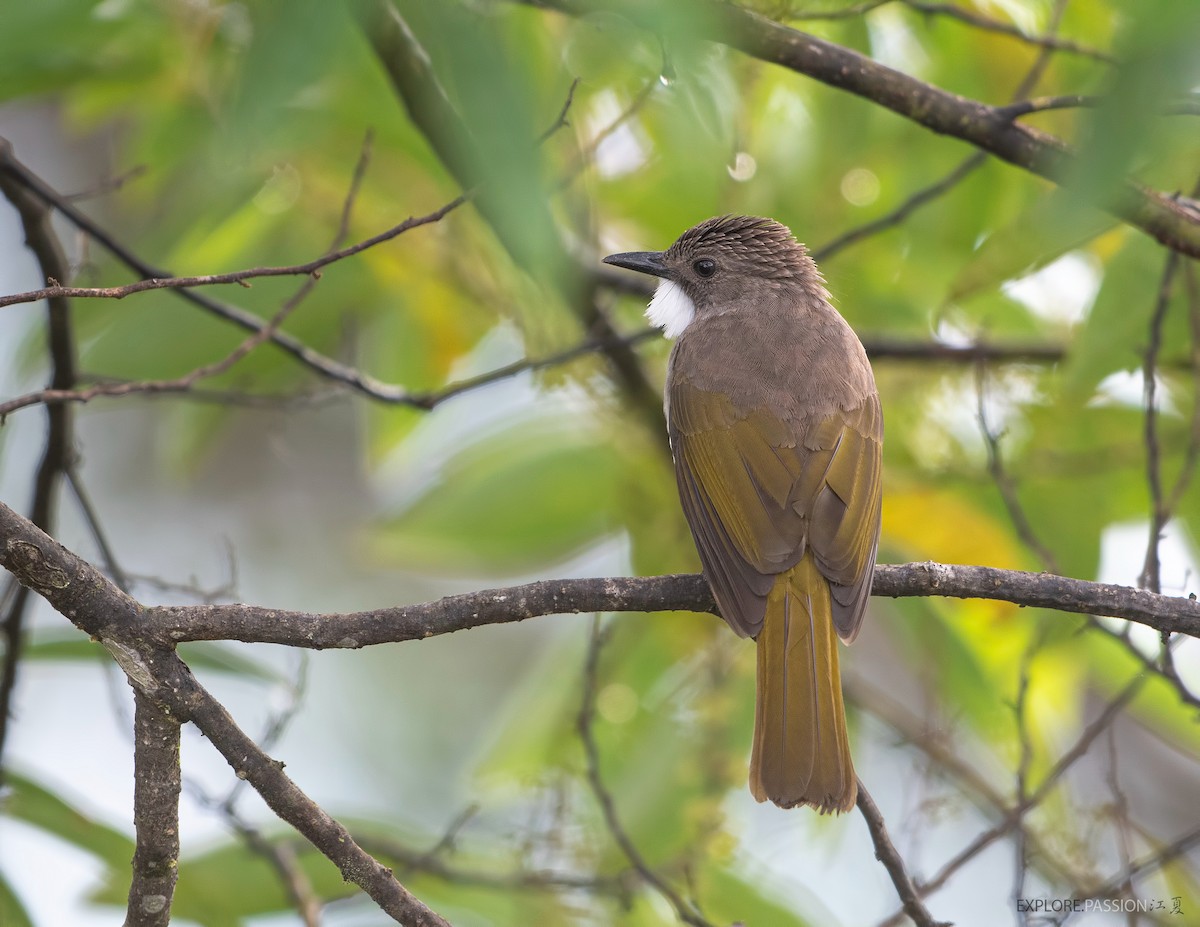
[602,250,669,279]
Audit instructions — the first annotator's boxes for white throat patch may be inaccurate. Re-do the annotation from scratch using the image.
[646,280,696,338]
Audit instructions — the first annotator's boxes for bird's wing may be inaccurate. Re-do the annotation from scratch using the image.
[670,381,882,642]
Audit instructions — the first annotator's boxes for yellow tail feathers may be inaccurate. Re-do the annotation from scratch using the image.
[748,555,856,814]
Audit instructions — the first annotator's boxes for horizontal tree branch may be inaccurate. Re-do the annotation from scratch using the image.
[0,195,466,311]
[3,501,1195,653]
[0,327,1068,421]
[149,564,1200,648]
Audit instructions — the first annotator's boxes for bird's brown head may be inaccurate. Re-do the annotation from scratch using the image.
[603,215,820,337]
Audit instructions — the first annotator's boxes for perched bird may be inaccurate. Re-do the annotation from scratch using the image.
[604,216,882,813]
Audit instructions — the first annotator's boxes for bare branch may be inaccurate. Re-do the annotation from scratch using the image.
[8,492,1193,670]
[998,94,1200,119]
[578,617,715,927]
[526,0,1200,258]
[1068,823,1200,916]
[0,195,464,310]
[876,673,1146,926]
[157,652,452,926]
[848,676,1094,893]
[1,328,1071,419]
[139,562,1200,650]
[813,152,988,262]
[5,484,1200,924]
[900,0,1112,63]
[184,784,324,927]
[975,364,1060,573]
[1140,250,1182,594]
[0,139,78,784]
[787,0,1113,64]
[2,133,377,422]
[856,780,949,927]
[0,503,452,927]
[124,693,181,927]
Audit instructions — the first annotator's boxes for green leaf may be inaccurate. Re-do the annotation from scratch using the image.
[371,418,623,574]
[23,632,278,681]
[89,836,352,925]
[3,773,134,869]
[1065,0,1200,205]
[703,865,816,927]
[0,873,34,927]
[944,190,1113,308]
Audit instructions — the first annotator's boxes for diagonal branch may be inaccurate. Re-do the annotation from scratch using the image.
[875,671,1147,927]
[0,135,462,402]
[523,0,1200,258]
[4,500,1196,647]
[0,504,452,927]
[148,648,452,926]
[856,780,948,927]
[578,618,715,926]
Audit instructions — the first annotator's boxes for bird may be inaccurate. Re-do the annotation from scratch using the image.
[604,215,882,813]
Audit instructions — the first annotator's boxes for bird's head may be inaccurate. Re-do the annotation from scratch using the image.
[603,215,817,338]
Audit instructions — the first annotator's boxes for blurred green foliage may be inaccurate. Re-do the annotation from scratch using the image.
[2,0,1199,924]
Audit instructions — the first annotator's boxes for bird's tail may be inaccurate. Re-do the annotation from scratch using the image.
[748,555,856,813]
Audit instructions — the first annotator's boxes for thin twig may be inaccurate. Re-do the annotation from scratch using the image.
[0,193,466,309]
[0,327,662,418]
[527,0,1200,257]
[184,784,324,927]
[901,0,1113,63]
[1010,635,1040,925]
[578,617,715,927]
[64,164,149,202]
[0,82,604,418]
[812,152,987,262]
[848,676,1094,893]
[1167,263,1200,514]
[0,141,78,788]
[786,0,1112,63]
[1067,824,1200,915]
[1,130,376,421]
[815,0,1065,267]
[1084,619,1200,711]
[1139,251,1181,595]
[1104,729,1140,927]
[998,94,1200,119]
[876,673,1147,927]
[856,780,949,927]
[975,363,1061,573]
[0,329,1076,419]
[65,466,129,591]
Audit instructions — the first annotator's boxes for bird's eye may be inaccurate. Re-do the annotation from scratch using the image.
[693,259,717,278]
